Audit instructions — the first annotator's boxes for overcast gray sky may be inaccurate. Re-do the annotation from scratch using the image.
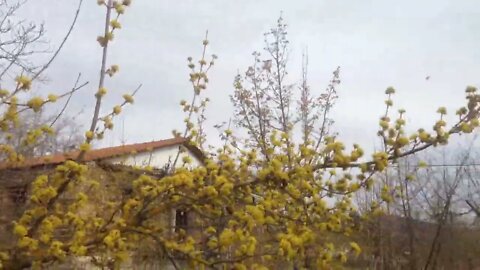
[18,0,480,150]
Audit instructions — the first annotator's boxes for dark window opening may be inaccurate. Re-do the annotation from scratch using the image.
[7,185,27,204]
[175,209,188,231]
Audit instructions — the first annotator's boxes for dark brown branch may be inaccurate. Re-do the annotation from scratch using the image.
[466,200,480,216]
[88,0,113,134]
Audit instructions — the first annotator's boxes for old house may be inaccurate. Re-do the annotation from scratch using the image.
[0,137,204,255]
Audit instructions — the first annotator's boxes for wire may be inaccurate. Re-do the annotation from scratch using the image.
[388,163,480,168]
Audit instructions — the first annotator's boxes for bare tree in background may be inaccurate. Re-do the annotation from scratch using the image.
[465,157,480,222]
[0,0,85,160]
[1,109,84,157]
[231,16,340,161]
[413,147,477,269]
[0,0,47,80]
[297,50,340,149]
[356,141,480,269]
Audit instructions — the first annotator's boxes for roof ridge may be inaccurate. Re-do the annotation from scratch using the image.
[87,137,184,152]
[0,137,187,170]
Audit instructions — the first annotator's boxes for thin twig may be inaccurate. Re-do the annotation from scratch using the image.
[49,73,83,127]
[31,0,83,81]
[95,83,142,121]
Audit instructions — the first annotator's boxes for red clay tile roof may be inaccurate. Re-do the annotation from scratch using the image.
[0,137,203,170]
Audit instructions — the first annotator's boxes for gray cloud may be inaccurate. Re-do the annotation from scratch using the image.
[16,0,480,150]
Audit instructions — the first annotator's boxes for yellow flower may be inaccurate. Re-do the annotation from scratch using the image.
[105,32,114,41]
[110,19,122,29]
[27,97,44,112]
[103,117,114,129]
[205,226,216,234]
[39,234,51,244]
[349,182,360,192]
[70,245,87,256]
[47,94,58,102]
[418,130,430,142]
[103,235,115,248]
[77,192,88,202]
[466,85,477,93]
[385,86,395,95]
[246,205,264,224]
[113,105,122,115]
[380,186,392,203]
[40,125,54,135]
[85,131,94,140]
[457,107,468,115]
[96,87,107,97]
[97,36,107,47]
[219,182,233,195]
[207,237,218,249]
[80,142,91,151]
[49,240,66,259]
[471,118,480,127]
[460,122,473,133]
[13,223,28,237]
[350,242,361,257]
[16,75,32,90]
[17,237,38,250]
[396,136,409,147]
[111,64,119,72]
[0,251,8,260]
[123,94,134,103]
[0,89,9,97]
[182,156,192,164]
[233,263,247,270]
[219,228,235,246]
[437,107,447,115]
[115,251,129,262]
[115,3,125,14]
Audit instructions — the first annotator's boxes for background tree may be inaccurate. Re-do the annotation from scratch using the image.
[0,0,46,80]
[0,109,84,157]
[355,141,480,269]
